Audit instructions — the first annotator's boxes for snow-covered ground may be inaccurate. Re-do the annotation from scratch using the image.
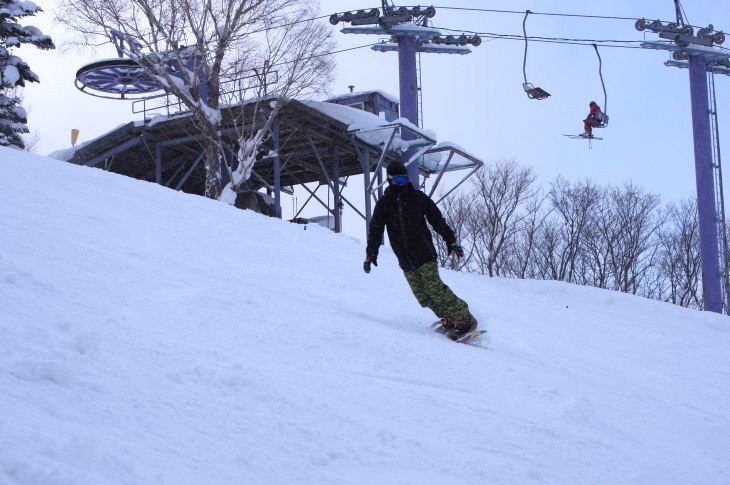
[1,148,729,485]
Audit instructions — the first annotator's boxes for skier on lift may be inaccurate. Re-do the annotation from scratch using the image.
[582,101,602,138]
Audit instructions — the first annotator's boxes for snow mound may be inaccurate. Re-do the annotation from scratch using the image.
[1,147,729,484]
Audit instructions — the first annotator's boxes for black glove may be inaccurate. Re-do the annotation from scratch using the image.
[448,242,465,258]
[363,255,378,273]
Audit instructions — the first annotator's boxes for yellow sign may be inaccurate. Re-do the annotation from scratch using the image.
[71,129,79,146]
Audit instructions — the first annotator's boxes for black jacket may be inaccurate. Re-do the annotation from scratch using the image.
[366,183,456,271]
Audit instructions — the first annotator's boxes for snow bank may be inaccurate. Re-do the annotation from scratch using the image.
[1,148,729,484]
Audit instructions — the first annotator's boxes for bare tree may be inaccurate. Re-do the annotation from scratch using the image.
[537,177,600,283]
[580,183,663,293]
[434,190,476,271]
[580,189,612,288]
[429,161,711,312]
[506,189,550,279]
[657,198,702,309]
[15,92,41,152]
[57,0,334,200]
[606,184,663,293]
[469,160,537,277]
[22,129,41,152]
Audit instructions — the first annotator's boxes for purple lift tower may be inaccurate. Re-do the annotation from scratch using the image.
[637,3,729,313]
[330,2,480,189]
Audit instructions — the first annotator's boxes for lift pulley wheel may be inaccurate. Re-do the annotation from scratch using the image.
[75,58,161,99]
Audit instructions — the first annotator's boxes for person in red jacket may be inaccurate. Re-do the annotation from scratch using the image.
[583,101,601,138]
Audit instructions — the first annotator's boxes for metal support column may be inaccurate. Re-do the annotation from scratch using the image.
[689,55,723,312]
[709,72,730,313]
[332,147,342,233]
[361,148,372,237]
[377,168,384,200]
[397,35,420,189]
[272,118,282,219]
[175,152,204,191]
[154,142,162,184]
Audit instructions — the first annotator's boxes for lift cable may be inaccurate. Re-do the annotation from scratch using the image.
[434,25,645,47]
[434,4,723,34]
[433,28,646,49]
[267,43,379,68]
[433,5,672,24]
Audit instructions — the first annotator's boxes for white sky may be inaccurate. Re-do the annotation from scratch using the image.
[16,0,730,241]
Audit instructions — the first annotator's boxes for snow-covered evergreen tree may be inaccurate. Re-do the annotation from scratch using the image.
[0,0,53,149]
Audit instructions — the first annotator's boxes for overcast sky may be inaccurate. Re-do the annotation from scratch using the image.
[16,0,730,241]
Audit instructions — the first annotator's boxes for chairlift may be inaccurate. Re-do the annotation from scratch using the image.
[593,44,609,128]
[563,44,610,146]
[522,10,551,100]
[586,44,609,129]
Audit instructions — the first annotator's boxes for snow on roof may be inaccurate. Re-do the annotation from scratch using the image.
[302,100,389,131]
[342,23,441,39]
[432,141,480,161]
[303,100,436,140]
[47,122,131,161]
[373,42,471,55]
[326,90,399,105]
[418,142,483,173]
[302,100,438,157]
[386,23,441,35]
[641,40,730,59]
[47,145,83,162]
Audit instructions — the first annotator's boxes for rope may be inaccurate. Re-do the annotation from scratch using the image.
[522,10,530,85]
[593,44,607,113]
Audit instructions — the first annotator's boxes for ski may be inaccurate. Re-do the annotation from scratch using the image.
[562,133,603,140]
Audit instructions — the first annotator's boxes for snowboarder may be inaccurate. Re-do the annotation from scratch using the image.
[363,161,477,341]
[583,101,602,138]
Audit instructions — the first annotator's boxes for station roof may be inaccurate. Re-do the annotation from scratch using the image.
[59,96,481,196]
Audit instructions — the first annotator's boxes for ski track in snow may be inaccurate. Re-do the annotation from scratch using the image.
[1,147,730,484]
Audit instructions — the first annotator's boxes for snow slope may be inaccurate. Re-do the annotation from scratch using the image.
[1,147,729,485]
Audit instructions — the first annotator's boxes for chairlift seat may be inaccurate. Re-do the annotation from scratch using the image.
[584,111,609,129]
[522,83,550,100]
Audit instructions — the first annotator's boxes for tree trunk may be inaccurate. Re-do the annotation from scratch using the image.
[204,141,221,199]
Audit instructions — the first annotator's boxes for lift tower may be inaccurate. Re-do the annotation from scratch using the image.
[330,2,480,189]
[637,3,729,313]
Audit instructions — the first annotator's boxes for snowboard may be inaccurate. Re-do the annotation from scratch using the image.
[429,320,487,347]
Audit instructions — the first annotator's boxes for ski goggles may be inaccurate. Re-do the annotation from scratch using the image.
[388,174,409,185]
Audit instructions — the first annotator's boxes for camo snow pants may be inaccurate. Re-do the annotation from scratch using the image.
[403,260,474,323]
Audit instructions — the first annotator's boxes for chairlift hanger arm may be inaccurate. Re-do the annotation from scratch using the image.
[522,10,530,84]
[593,43,608,114]
[520,10,550,100]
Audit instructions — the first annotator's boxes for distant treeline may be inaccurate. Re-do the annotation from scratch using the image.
[434,160,717,311]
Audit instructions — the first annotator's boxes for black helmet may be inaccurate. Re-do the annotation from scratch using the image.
[387,161,408,177]
[589,101,597,106]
